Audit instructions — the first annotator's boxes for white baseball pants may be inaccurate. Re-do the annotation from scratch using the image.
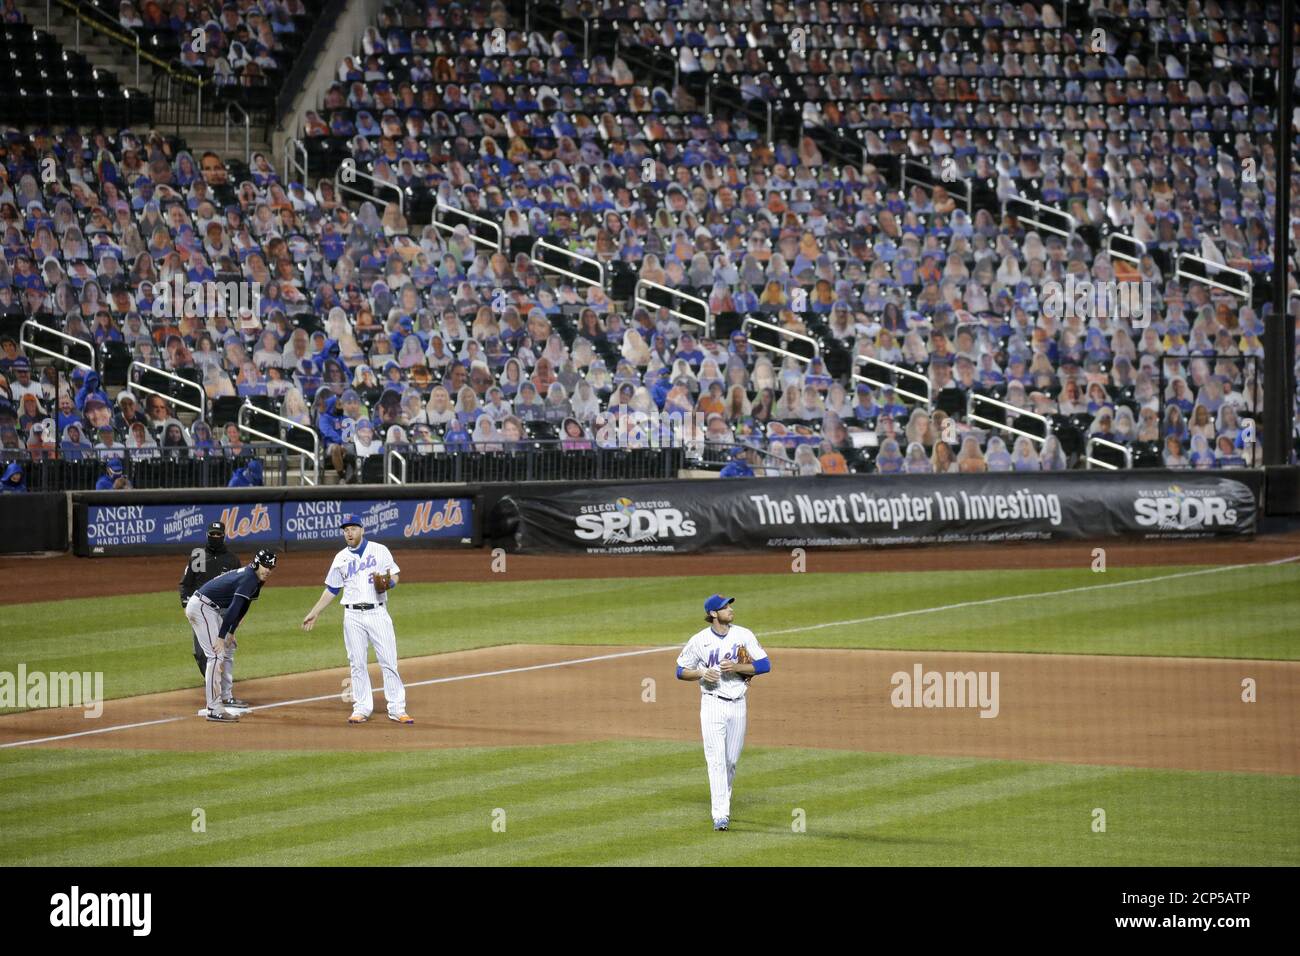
[343,606,407,718]
[700,693,747,820]
[185,595,236,712]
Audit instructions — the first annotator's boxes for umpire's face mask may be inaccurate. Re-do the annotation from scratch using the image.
[207,534,227,553]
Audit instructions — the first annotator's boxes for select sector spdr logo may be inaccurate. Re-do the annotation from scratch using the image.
[1133,485,1239,531]
[574,497,696,544]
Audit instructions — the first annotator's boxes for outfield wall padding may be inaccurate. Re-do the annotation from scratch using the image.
[1,493,67,554]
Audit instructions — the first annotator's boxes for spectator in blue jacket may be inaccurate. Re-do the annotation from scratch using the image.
[95,457,126,490]
[228,458,264,487]
[75,370,110,412]
[1,461,25,492]
[719,446,756,478]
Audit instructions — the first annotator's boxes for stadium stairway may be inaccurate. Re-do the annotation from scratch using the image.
[12,0,161,92]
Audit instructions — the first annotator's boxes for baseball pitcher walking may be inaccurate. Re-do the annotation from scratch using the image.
[300,513,413,724]
[185,549,278,722]
[676,594,771,831]
[179,521,241,685]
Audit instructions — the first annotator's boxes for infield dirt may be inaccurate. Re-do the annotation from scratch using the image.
[1,643,1294,775]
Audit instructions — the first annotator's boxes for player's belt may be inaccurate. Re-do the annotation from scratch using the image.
[344,603,382,611]
[707,694,742,702]
[197,595,221,610]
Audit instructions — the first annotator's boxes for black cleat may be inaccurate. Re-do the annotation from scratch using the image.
[222,697,251,709]
[206,709,240,723]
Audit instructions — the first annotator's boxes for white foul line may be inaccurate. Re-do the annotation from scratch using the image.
[0,646,677,750]
[759,554,1300,634]
[2,554,1296,750]
[762,554,1300,637]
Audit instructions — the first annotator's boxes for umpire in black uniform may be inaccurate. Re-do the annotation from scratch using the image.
[180,522,241,676]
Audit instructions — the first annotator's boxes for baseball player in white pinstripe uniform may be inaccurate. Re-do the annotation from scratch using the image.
[676,594,771,831]
[300,513,413,724]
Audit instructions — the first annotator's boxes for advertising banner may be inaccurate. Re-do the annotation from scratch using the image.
[502,474,1257,554]
[281,497,474,545]
[85,502,280,555]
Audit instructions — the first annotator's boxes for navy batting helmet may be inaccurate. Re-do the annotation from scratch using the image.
[253,549,278,569]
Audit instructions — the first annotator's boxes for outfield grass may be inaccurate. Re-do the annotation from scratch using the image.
[1,743,1295,866]
[2,562,1298,710]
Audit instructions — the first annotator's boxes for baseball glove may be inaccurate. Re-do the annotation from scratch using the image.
[371,571,393,593]
[734,644,754,681]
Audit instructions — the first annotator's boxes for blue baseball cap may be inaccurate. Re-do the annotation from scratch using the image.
[339,513,363,528]
[704,594,734,614]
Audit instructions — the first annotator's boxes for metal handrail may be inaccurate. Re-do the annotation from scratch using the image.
[225,102,250,166]
[635,278,709,337]
[1175,253,1253,299]
[853,355,931,408]
[1106,231,1147,265]
[335,164,404,216]
[967,392,1051,447]
[20,319,96,373]
[385,449,408,484]
[434,202,503,253]
[901,158,972,215]
[1002,196,1076,240]
[741,315,820,366]
[237,399,320,486]
[59,0,143,87]
[1085,436,1133,470]
[284,136,308,185]
[530,238,605,291]
[129,360,206,418]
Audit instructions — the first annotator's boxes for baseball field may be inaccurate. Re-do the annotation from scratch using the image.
[1,535,1297,867]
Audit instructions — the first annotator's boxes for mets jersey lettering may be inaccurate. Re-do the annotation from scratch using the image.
[325,540,400,606]
[677,625,767,700]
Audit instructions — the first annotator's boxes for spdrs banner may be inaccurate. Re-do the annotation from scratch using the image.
[501,473,1257,554]
[281,498,474,545]
[86,502,280,554]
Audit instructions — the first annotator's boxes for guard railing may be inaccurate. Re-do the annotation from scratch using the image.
[434,202,503,253]
[1003,196,1076,240]
[901,159,972,215]
[853,355,931,408]
[636,279,709,338]
[1085,436,1133,470]
[967,392,1051,447]
[1175,253,1253,300]
[237,399,320,486]
[20,319,96,374]
[530,238,605,291]
[129,361,206,418]
[741,315,820,365]
[336,164,404,216]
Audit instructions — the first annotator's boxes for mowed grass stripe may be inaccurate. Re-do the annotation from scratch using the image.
[2,745,1295,866]
[118,744,697,866]
[344,748,889,867]
[3,561,1298,714]
[857,767,1300,866]
[576,757,1061,868]
[0,744,632,865]
[2,746,567,844]
[213,746,823,867]
[519,753,991,866]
